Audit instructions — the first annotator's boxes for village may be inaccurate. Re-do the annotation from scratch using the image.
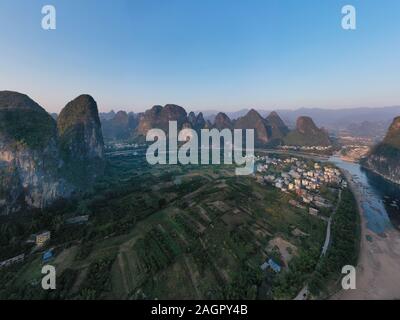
[279,145,333,152]
[254,155,346,217]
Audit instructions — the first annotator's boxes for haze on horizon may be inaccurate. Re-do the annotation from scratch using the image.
[1,0,400,113]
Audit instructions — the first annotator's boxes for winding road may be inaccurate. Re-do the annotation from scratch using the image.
[294,189,342,300]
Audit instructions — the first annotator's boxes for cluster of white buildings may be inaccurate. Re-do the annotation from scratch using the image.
[255,155,346,215]
[105,142,142,151]
[280,145,332,151]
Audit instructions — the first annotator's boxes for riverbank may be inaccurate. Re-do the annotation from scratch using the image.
[361,165,400,186]
[333,169,400,300]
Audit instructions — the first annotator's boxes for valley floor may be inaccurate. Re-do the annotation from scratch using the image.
[1,151,334,300]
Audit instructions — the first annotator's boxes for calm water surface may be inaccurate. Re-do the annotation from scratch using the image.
[329,156,400,233]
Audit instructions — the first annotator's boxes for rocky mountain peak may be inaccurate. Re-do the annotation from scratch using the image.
[382,116,400,149]
[234,109,271,145]
[246,109,263,120]
[114,110,129,122]
[364,116,400,184]
[57,94,105,186]
[58,95,101,133]
[267,111,287,128]
[163,104,187,118]
[188,112,196,126]
[214,112,233,130]
[296,116,319,135]
[0,91,44,111]
[284,116,331,147]
[0,91,57,150]
[194,112,206,130]
[0,92,66,214]
[136,104,188,137]
[266,111,289,139]
[0,92,106,215]
[101,110,134,141]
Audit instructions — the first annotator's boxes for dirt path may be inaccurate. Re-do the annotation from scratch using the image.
[294,189,341,300]
[333,171,400,300]
[321,190,342,256]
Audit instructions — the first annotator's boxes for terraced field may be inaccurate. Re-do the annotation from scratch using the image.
[0,152,329,300]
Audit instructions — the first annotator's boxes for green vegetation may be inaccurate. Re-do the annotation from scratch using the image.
[271,246,321,299]
[308,189,360,297]
[57,95,99,136]
[0,109,56,149]
[78,255,116,299]
[284,130,330,147]
[371,143,400,158]
[0,150,341,300]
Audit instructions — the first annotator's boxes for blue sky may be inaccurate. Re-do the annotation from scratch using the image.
[0,0,399,112]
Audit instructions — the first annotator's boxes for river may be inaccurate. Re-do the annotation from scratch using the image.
[328,156,400,300]
[329,156,400,233]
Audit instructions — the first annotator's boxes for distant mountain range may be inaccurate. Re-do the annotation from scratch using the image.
[102,111,139,141]
[101,104,331,147]
[197,106,400,130]
[98,105,400,141]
